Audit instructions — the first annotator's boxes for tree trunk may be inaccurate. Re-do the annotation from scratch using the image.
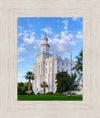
[28,79,31,95]
[43,87,45,94]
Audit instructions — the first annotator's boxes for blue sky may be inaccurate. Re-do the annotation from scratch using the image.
[17,17,83,82]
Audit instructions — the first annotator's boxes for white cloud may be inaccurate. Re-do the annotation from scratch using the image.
[18,53,37,58]
[23,37,34,44]
[69,41,75,45]
[22,32,35,44]
[61,32,74,41]
[41,34,44,39]
[17,18,81,59]
[18,33,23,37]
[75,31,83,39]
[18,58,24,62]
[18,43,25,52]
[72,17,80,21]
[49,33,75,55]
[54,34,60,38]
[41,27,53,34]
[62,20,68,31]
[43,19,75,55]
[28,24,32,27]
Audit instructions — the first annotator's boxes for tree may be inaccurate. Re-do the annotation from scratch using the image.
[55,71,70,93]
[73,50,83,87]
[55,71,80,94]
[17,82,24,93]
[73,50,83,77]
[25,71,34,95]
[68,73,80,94]
[40,82,48,94]
[17,82,33,95]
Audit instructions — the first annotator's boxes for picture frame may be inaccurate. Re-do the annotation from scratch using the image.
[0,0,100,117]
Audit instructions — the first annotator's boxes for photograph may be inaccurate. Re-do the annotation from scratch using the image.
[17,17,83,101]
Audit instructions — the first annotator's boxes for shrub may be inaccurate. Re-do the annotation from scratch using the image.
[18,92,27,95]
[72,93,76,95]
[54,92,62,95]
[37,92,41,95]
[31,90,35,95]
[46,91,53,95]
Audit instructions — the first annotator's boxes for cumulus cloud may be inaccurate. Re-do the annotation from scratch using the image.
[18,18,82,59]
[69,41,75,45]
[75,31,83,39]
[18,33,23,37]
[18,43,25,52]
[49,36,74,55]
[23,37,34,44]
[72,17,79,21]
[18,58,24,62]
[45,19,76,55]
[62,19,68,31]
[22,32,35,44]
[48,34,75,55]
[18,29,41,59]
[41,27,53,34]
[18,53,37,58]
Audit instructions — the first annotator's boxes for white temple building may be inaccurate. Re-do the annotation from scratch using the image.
[32,33,74,94]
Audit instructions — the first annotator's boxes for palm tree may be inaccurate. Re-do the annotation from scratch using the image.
[25,71,34,95]
[40,82,48,94]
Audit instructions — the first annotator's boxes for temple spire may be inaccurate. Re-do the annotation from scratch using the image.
[44,31,47,37]
[42,32,48,41]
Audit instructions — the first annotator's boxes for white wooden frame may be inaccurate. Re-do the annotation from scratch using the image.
[0,0,100,118]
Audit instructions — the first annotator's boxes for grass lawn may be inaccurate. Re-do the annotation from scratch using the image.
[18,94,83,101]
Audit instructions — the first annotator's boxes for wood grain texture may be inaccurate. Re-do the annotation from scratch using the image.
[0,0,100,118]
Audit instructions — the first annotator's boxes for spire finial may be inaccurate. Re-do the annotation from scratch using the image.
[45,31,47,37]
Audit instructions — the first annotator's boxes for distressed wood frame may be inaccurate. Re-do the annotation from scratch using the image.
[0,0,100,118]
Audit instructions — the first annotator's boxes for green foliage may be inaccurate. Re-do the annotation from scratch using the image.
[73,50,83,76]
[56,72,80,93]
[46,91,53,95]
[54,92,62,95]
[17,82,33,95]
[37,92,41,95]
[25,71,35,95]
[40,81,48,94]
[40,82,48,88]
[25,71,34,80]
[18,82,24,92]
[73,50,83,87]
[56,71,70,93]
[31,90,35,95]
